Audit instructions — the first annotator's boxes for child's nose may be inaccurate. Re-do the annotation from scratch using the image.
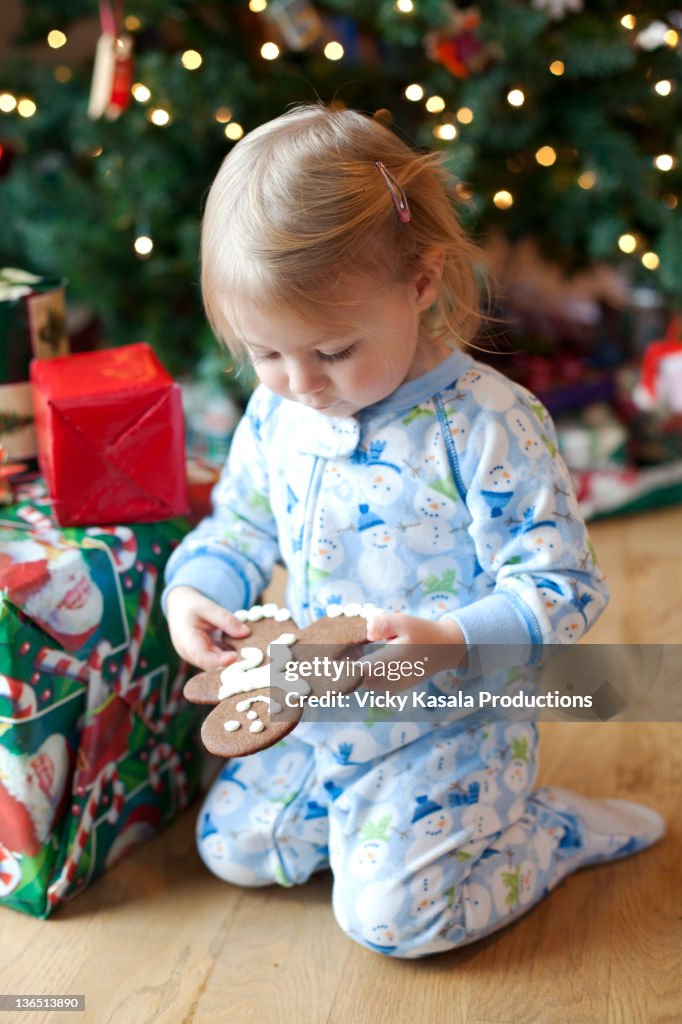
[288,362,326,396]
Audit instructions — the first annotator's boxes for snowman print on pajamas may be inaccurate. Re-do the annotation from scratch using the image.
[405,795,455,864]
[506,408,545,460]
[405,485,457,556]
[491,858,538,915]
[353,879,402,954]
[351,432,407,508]
[417,556,460,618]
[410,863,445,919]
[463,882,493,931]
[349,808,395,879]
[356,505,406,596]
[458,368,515,413]
[480,463,515,520]
[502,726,533,793]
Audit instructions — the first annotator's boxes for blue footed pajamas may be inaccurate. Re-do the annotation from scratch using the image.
[195,717,657,959]
[165,350,660,958]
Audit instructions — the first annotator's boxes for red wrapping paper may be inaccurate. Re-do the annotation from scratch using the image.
[31,343,189,526]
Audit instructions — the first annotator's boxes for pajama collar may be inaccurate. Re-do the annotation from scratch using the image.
[289,349,472,459]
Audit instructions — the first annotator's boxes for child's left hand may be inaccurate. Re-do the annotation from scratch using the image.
[362,612,467,690]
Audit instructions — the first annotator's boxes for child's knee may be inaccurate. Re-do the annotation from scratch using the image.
[332,875,462,959]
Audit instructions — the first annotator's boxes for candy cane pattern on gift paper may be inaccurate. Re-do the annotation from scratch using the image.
[148,742,189,810]
[35,639,112,685]
[117,566,157,701]
[46,762,125,908]
[85,526,138,573]
[34,639,113,716]
[139,662,187,732]
[34,648,90,685]
[15,504,56,535]
[0,675,38,720]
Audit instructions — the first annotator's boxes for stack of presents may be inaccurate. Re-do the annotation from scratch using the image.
[0,270,206,918]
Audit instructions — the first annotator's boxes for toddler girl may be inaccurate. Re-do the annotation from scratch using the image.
[164,104,663,958]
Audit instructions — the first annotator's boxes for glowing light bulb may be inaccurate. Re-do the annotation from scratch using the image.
[549,60,565,75]
[261,42,280,60]
[132,83,151,102]
[493,190,514,209]
[654,80,672,96]
[225,122,244,140]
[641,252,659,270]
[181,50,203,70]
[535,145,557,167]
[0,93,17,112]
[134,236,153,256]
[124,15,142,31]
[664,29,679,47]
[507,89,525,107]
[434,124,457,141]
[618,233,637,254]
[405,84,424,102]
[324,42,344,60]
[578,171,596,189]
[47,30,67,48]
[425,95,445,113]
[620,14,636,30]
[17,98,37,118]
[215,107,232,123]
[148,108,171,126]
[456,107,474,124]
[396,0,414,11]
[249,0,268,10]
[654,154,675,171]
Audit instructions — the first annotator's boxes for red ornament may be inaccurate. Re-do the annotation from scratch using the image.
[424,4,500,79]
[88,4,134,120]
[0,140,15,178]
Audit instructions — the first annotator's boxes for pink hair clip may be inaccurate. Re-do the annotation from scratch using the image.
[375,161,411,224]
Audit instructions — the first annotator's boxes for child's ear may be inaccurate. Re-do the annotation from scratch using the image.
[413,247,446,311]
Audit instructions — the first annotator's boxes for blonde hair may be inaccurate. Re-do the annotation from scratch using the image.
[201,103,485,355]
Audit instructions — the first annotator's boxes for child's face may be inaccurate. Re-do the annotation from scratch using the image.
[230,277,441,416]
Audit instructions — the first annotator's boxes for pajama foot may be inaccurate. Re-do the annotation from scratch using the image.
[532,785,665,871]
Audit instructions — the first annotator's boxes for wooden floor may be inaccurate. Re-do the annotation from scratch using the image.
[1,506,681,1024]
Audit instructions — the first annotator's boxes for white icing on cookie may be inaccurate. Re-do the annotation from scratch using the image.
[235,694,283,716]
[224,720,240,732]
[217,634,297,700]
[325,602,383,620]
[234,604,292,623]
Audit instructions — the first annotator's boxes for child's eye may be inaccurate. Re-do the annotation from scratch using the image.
[317,345,356,364]
[249,351,279,364]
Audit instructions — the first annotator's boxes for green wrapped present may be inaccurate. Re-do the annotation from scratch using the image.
[0,479,203,917]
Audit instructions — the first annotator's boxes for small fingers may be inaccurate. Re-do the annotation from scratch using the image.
[366,612,404,644]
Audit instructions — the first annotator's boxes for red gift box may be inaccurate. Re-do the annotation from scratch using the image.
[30,342,189,526]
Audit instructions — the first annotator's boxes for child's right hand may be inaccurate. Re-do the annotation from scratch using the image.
[165,585,251,670]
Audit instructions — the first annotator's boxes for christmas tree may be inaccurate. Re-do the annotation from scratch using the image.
[1,0,681,383]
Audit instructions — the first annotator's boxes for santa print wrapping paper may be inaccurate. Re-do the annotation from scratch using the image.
[30,342,189,526]
[0,480,203,917]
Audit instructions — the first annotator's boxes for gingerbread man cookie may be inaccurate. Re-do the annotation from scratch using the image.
[183,602,379,757]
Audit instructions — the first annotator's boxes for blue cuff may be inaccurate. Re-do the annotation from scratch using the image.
[161,556,249,617]
[444,592,535,680]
